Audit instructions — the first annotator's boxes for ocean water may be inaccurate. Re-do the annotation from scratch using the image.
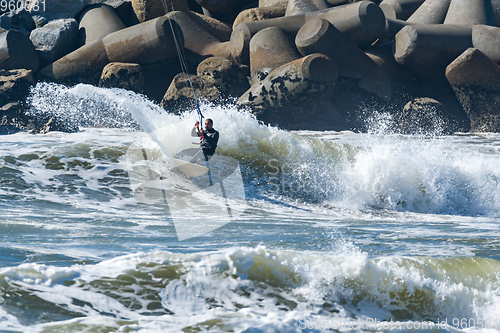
[1,83,500,332]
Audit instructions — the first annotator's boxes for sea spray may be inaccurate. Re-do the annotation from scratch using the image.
[23,83,500,218]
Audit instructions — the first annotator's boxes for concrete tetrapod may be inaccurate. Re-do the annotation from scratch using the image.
[162,0,232,42]
[165,11,231,59]
[260,0,288,7]
[394,24,473,82]
[285,0,329,17]
[446,48,500,132]
[231,1,385,63]
[238,53,338,109]
[78,4,126,45]
[250,27,301,82]
[195,0,253,14]
[40,16,181,82]
[379,0,426,20]
[407,0,451,24]
[296,18,390,100]
[233,5,287,29]
[472,24,500,64]
[444,0,495,26]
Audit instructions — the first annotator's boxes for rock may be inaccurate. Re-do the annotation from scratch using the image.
[29,18,78,68]
[0,101,76,134]
[142,57,182,103]
[394,24,473,82]
[472,25,500,64]
[28,0,90,21]
[0,9,36,35]
[99,62,144,92]
[446,48,500,133]
[250,27,300,82]
[131,0,166,22]
[0,102,28,134]
[233,5,286,29]
[32,15,48,28]
[197,57,250,97]
[0,30,39,71]
[160,72,220,110]
[78,4,125,45]
[0,69,34,105]
[238,53,338,112]
[398,97,447,134]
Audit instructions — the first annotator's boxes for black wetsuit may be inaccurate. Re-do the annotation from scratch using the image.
[191,127,219,160]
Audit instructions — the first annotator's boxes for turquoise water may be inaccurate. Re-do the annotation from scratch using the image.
[0,83,499,332]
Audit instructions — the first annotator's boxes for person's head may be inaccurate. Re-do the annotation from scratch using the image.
[205,118,213,130]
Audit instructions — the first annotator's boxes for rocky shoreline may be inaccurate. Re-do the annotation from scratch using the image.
[1,0,500,134]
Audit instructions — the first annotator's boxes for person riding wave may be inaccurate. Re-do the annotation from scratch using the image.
[190,118,219,163]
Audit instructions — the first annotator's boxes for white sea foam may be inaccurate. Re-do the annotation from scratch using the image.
[1,248,499,332]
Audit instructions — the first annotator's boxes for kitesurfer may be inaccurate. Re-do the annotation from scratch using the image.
[190,118,219,162]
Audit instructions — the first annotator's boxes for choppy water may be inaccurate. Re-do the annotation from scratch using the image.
[1,83,499,332]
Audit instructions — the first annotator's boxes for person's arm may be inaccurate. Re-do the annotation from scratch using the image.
[191,122,200,137]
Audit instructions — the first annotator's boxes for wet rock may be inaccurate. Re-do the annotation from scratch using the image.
[99,62,144,93]
[197,56,250,97]
[0,101,77,134]
[398,97,447,134]
[0,8,36,35]
[0,30,39,71]
[0,102,29,134]
[0,69,34,105]
[29,18,79,68]
[446,48,500,133]
[161,73,220,111]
